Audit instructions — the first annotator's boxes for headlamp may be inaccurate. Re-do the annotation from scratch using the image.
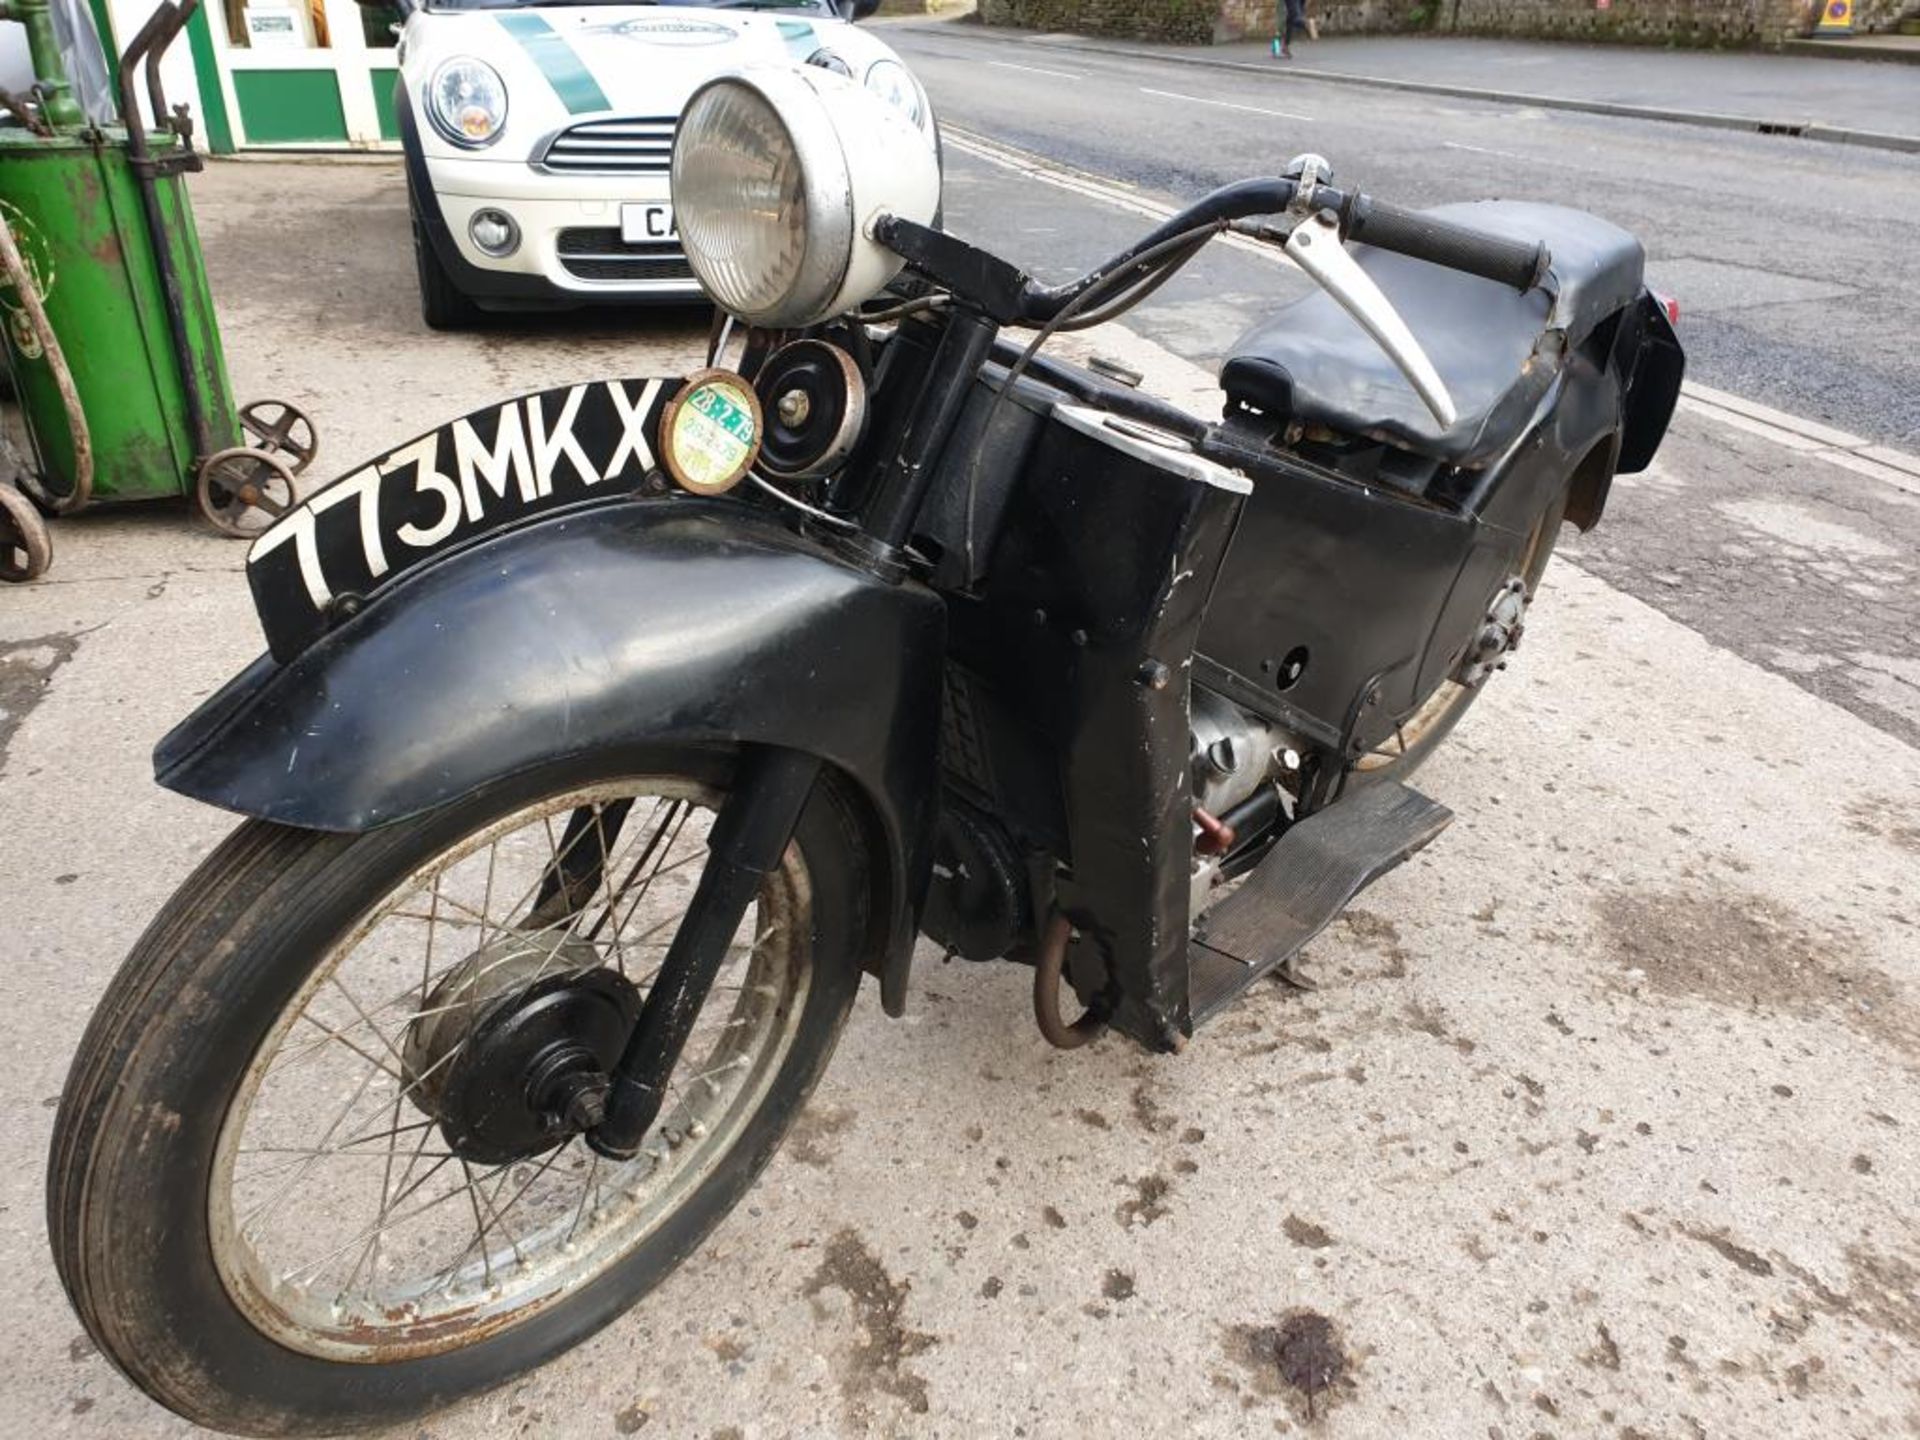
[427,57,508,149]
[863,59,923,128]
[671,67,940,328]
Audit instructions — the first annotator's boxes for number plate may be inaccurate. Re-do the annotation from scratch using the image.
[246,378,677,661]
[619,203,677,243]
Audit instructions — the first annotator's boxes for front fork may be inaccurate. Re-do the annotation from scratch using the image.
[588,745,822,1159]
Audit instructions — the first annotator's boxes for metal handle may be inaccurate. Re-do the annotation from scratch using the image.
[1343,195,1549,291]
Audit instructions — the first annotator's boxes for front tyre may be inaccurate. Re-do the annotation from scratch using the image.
[49,754,867,1436]
[409,175,482,332]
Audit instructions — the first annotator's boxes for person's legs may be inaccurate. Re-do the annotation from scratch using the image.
[1280,0,1305,56]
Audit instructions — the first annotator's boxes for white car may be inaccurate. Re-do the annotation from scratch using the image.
[394,0,935,327]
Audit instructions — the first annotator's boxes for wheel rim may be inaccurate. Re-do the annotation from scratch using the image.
[208,777,814,1363]
[1353,507,1557,772]
[0,483,50,581]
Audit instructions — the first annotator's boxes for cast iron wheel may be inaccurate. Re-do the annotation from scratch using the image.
[239,400,320,475]
[197,446,298,539]
[0,481,50,581]
[1348,494,1567,785]
[49,752,868,1435]
[409,177,482,333]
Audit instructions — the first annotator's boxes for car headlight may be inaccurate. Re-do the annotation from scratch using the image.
[427,57,508,148]
[672,67,940,328]
[864,59,922,128]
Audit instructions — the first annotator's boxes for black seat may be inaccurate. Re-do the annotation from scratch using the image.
[1220,201,1645,468]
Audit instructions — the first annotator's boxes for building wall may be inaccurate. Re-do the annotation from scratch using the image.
[977,0,1222,43]
[985,0,1915,43]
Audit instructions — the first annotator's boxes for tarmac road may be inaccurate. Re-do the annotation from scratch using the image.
[1,130,1917,1440]
[886,21,1920,451]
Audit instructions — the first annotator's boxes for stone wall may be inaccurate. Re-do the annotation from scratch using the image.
[982,0,1916,44]
[976,0,1221,42]
[1214,0,1433,40]
[1445,0,1812,47]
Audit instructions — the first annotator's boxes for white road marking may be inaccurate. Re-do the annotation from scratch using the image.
[945,125,1920,493]
[1443,140,1529,161]
[1679,383,1920,497]
[942,126,1295,268]
[987,60,1084,82]
[1138,87,1313,123]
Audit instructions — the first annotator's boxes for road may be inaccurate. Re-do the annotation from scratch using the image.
[3,57,1918,1440]
[883,21,1920,752]
[888,23,1920,449]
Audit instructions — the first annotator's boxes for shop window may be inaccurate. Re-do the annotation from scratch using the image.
[224,0,332,49]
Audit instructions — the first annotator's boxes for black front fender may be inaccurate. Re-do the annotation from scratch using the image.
[156,498,945,1011]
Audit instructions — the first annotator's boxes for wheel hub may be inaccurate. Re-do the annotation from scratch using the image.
[402,934,639,1166]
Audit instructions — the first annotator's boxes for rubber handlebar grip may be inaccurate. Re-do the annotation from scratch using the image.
[1345,196,1549,291]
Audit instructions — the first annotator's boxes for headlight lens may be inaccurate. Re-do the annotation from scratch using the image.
[672,80,814,320]
[427,57,508,148]
[673,69,941,328]
[864,59,922,127]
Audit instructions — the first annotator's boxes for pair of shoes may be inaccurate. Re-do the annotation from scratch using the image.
[1280,45,1293,57]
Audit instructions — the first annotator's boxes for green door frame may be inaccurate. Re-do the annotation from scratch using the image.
[185,3,235,153]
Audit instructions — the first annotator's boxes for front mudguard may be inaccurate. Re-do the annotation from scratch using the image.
[155,498,945,1012]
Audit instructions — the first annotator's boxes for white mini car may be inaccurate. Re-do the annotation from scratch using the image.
[392,0,934,327]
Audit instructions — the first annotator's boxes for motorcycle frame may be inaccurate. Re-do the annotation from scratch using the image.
[154,215,1682,1052]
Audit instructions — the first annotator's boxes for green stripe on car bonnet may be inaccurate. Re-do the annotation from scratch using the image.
[776,19,816,59]
[496,13,611,115]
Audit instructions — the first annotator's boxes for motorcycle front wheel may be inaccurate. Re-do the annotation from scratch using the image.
[48,751,867,1436]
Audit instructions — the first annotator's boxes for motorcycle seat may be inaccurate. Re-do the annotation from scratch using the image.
[1219,200,1645,468]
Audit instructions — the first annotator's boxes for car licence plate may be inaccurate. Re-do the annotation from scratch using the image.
[620,203,676,243]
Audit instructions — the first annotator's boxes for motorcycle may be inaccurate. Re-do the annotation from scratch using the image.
[48,62,1682,1436]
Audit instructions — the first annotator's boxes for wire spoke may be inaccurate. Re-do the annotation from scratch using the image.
[223,779,803,1348]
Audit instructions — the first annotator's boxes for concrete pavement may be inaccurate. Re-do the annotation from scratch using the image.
[890,21,1920,150]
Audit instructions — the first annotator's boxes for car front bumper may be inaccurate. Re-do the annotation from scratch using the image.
[410,134,705,309]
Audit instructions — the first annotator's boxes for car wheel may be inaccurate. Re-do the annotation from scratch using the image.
[408,180,482,332]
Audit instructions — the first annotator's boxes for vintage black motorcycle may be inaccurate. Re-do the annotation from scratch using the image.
[49,63,1681,1435]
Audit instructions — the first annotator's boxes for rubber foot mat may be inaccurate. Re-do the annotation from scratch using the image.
[1188,780,1452,1028]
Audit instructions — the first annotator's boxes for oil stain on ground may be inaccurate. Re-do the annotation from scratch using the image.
[1597,887,1917,1056]
[801,1229,936,1421]
[0,631,80,773]
[785,1102,856,1168]
[1224,1309,1355,1424]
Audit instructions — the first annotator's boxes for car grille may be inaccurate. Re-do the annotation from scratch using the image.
[555,229,698,285]
[539,117,677,175]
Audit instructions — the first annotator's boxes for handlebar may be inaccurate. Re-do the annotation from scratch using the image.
[1012,180,1553,324]
[1342,195,1549,292]
[875,177,1553,329]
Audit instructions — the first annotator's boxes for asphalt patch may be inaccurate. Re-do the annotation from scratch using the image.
[0,631,80,772]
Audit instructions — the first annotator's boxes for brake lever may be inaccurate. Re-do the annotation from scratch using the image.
[1252,209,1459,429]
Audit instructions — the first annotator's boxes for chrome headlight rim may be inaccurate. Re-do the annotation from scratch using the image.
[426,56,509,150]
[672,70,856,329]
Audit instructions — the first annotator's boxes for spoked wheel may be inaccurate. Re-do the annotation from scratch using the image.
[0,481,51,581]
[49,753,866,1435]
[1350,496,1565,783]
[239,400,319,475]
[197,446,299,539]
